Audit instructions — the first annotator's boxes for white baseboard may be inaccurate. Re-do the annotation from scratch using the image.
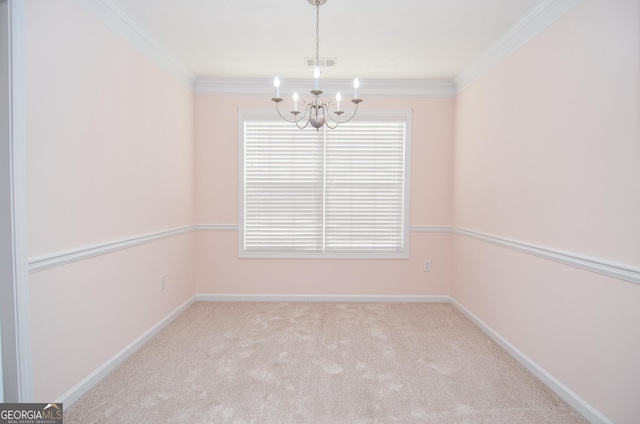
[195,293,450,303]
[57,296,195,407]
[450,297,612,424]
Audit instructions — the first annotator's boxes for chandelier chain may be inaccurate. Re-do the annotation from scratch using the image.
[315,1,320,67]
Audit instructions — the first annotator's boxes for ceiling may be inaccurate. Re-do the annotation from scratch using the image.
[112,0,542,81]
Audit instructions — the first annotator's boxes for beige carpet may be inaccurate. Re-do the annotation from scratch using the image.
[65,302,587,423]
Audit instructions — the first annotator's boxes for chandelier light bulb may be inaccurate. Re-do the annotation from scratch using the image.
[274,76,280,98]
[293,91,299,111]
[336,92,341,111]
[353,77,360,99]
[313,66,321,90]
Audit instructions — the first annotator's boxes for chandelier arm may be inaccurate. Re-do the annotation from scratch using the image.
[327,102,360,125]
[325,110,343,129]
[323,117,340,130]
[325,110,342,125]
[294,117,311,130]
[274,101,309,123]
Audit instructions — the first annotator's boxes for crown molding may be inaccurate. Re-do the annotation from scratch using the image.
[454,0,582,92]
[75,0,195,89]
[75,0,581,96]
[194,77,456,98]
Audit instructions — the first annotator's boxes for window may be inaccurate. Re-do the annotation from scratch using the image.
[238,109,411,258]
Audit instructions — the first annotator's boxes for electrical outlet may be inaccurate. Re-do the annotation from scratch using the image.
[161,274,167,290]
[423,260,432,272]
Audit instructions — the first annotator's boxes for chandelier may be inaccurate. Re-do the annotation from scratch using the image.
[271,0,362,130]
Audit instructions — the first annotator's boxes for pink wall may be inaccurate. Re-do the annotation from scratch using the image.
[454,0,640,264]
[453,0,640,422]
[23,0,639,420]
[194,95,454,296]
[26,1,195,257]
[25,0,196,401]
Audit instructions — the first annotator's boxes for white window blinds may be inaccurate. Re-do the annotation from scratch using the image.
[243,121,324,252]
[239,110,411,258]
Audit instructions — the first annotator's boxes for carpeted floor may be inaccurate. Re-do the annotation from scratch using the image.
[65,302,588,423]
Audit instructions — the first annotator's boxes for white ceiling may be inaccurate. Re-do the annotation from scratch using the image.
[112,0,542,80]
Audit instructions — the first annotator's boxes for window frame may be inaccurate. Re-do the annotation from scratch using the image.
[238,108,412,259]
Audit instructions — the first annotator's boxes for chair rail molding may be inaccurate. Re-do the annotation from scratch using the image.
[410,225,453,233]
[28,226,195,273]
[454,227,640,285]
